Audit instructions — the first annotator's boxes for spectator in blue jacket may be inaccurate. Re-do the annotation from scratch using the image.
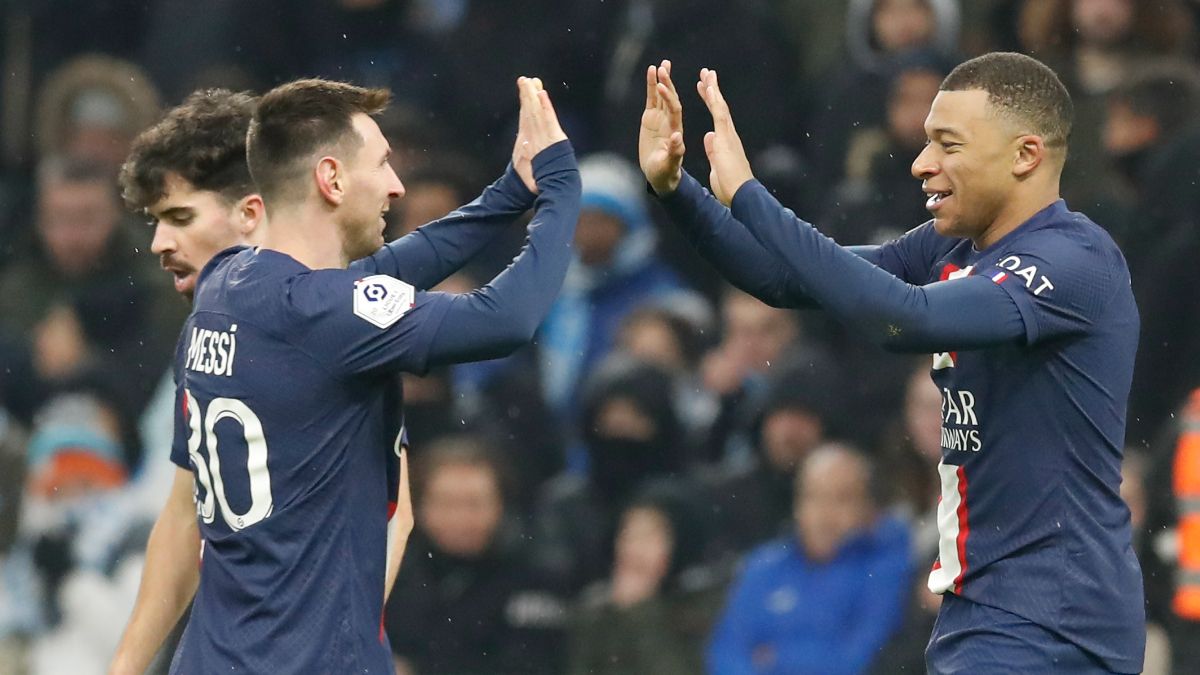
[707,442,911,675]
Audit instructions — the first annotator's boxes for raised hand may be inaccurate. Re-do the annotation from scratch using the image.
[513,76,569,193]
[639,59,686,195]
[696,68,755,206]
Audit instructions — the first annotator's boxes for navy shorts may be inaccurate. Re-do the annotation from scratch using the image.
[925,593,1118,674]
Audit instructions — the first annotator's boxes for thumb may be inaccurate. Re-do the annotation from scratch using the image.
[668,131,685,157]
[703,131,717,160]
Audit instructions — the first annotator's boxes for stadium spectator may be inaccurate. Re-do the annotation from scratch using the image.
[880,360,945,560]
[707,443,912,674]
[1018,0,1197,211]
[698,365,840,561]
[539,153,687,418]
[33,55,161,174]
[568,479,722,675]
[824,52,955,245]
[698,288,807,462]
[1101,64,1200,444]
[0,156,178,417]
[615,299,718,441]
[1144,389,1200,674]
[533,358,688,592]
[810,0,962,190]
[0,377,142,672]
[387,436,566,675]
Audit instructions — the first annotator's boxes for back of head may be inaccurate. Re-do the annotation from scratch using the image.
[119,89,258,211]
[941,52,1074,158]
[247,79,390,207]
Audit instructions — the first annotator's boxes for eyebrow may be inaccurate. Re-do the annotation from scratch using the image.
[928,127,966,140]
[155,206,194,221]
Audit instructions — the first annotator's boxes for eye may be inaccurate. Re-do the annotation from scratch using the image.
[941,142,961,151]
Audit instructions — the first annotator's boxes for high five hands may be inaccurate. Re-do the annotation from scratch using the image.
[638,61,756,205]
[513,76,569,193]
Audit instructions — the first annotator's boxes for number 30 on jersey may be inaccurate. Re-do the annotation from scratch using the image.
[184,388,274,531]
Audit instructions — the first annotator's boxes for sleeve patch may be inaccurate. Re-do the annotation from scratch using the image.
[353,274,415,329]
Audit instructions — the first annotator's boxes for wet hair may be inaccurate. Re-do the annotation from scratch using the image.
[246,79,389,204]
[941,52,1074,149]
[119,89,257,211]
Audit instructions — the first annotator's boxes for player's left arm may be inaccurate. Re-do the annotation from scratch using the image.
[384,449,413,602]
[353,163,535,291]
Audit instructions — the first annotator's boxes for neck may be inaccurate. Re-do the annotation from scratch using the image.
[258,201,346,270]
[973,180,1060,250]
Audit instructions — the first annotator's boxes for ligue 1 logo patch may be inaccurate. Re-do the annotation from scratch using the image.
[353,274,415,328]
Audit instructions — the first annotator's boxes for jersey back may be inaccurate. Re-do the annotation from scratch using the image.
[169,246,448,674]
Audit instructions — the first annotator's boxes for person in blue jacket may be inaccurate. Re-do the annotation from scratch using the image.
[707,442,912,674]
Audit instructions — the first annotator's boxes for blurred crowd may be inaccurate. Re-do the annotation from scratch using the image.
[0,0,1198,673]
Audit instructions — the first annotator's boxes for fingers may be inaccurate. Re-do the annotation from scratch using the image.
[704,131,716,159]
[645,64,658,111]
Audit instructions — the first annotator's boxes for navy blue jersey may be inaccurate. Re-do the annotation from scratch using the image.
[869,201,1144,672]
[666,175,1145,672]
[169,250,451,673]
[166,142,578,674]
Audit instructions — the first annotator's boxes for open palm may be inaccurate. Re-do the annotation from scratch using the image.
[639,60,685,195]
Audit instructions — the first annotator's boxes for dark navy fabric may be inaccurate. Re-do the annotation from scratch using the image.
[167,141,577,674]
[663,176,1144,673]
[927,593,1123,674]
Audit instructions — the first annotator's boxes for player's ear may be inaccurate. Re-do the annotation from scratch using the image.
[1013,135,1044,178]
[237,194,265,236]
[315,156,344,206]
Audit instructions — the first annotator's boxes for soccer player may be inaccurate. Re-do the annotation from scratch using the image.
[640,54,1143,673]
[109,84,559,673]
[161,76,576,673]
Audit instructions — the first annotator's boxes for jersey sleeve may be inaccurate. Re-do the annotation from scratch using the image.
[982,231,1115,345]
[350,164,535,290]
[872,220,953,284]
[285,269,455,378]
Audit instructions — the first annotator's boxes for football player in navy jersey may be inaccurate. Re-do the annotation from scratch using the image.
[160,76,577,674]
[641,53,1143,673]
[110,80,566,674]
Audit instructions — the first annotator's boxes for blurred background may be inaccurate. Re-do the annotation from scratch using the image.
[0,0,1198,673]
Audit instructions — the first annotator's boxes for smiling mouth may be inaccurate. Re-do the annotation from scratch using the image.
[925,190,953,210]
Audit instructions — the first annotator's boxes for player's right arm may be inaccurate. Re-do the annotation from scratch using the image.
[639,60,885,308]
[109,467,200,675]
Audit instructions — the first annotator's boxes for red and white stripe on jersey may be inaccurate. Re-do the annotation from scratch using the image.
[990,271,1008,284]
[928,461,970,595]
[932,265,974,370]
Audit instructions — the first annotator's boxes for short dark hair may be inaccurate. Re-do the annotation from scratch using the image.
[941,52,1074,149]
[247,79,390,204]
[119,89,257,211]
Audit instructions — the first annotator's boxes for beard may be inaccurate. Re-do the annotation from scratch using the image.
[339,214,384,262]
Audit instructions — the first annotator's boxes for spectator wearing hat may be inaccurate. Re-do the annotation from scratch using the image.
[538,153,689,419]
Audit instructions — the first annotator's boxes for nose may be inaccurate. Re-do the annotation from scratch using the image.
[911,143,939,181]
[150,223,175,256]
[387,166,405,200]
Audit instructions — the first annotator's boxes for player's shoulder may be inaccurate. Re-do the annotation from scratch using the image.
[284,266,417,331]
[1010,201,1125,267]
